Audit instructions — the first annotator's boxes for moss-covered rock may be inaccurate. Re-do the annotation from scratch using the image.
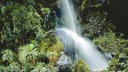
[75,60,90,72]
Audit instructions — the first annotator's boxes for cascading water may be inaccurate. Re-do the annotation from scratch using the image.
[56,0,109,71]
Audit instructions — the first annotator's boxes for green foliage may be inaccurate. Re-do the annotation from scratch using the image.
[0,65,7,72]
[41,8,50,13]
[2,0,128,72]
[94,4,101,8]
[94,31,128,71]
[81,0,87,11]
[0,0,62,72]
[21,62,34,72]
[107,54,128,71]
[94,32,117,52]
[84,12,114,38]
[43,0,57,3]
[32,62,46,71]
[39,37,64,66]
[40,8,57,31]
[7,62,20,72]
[18,42,39,64]
[0,37,64,71]
[75,60,90,72]
[12,6,41,32]
[1,4,63,69]
[0,0,57,51]
[84,10,128,71]
[1,49,14,63]
[0,4,43,51]
[94,32,128,53]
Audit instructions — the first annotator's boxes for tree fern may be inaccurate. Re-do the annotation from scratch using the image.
[7,62,20,72]
[1,49,14,63]
[18,43,39,64]
[31,62,46,72]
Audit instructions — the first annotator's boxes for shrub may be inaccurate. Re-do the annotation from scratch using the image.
[1,49,14,64]
[94,32,128,71]
[75,60,90,72]
[18,42,39,64]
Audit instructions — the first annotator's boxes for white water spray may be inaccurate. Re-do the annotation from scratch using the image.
[56,0,109,71]
[60,0,81,34]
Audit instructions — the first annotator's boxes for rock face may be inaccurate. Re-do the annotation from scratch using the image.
[104,53,113,60]
[57,51,73,72]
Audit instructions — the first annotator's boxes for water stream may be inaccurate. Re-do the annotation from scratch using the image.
[56,0,109,71]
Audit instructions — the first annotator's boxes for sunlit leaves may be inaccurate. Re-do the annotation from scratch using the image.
[0,65,7,72]
[12,6,41,33]
[41,8,50,15]
[0,0,64,72]
[7,62,20,72]
[0,4,43,51]
[94,31,128,71]
[31,62,46,72]
[21,63,34,72]
[81,0,86,11]
[94,32,117,52]
[94,4,101,8]
[75,60,90,72]
[18,43,39,63]
[84,12,112,38]
[1,49,14,62]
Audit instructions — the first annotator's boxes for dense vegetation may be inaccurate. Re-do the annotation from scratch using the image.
[0,0,64,71]
[75,0,128,71]
[0,0,128,72]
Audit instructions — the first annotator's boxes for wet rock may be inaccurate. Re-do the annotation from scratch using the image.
[104,52,113,60]
[57,51,73,72]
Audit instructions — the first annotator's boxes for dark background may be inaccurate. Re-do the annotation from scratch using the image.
[106,0,128,38]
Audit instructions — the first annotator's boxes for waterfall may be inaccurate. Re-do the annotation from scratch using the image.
[56,0,109,71]
[60,0,81,34]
